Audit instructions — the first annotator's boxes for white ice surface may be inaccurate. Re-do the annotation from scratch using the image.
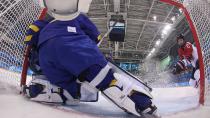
[0,80,209,118]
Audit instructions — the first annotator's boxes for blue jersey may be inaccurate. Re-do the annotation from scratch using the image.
[38,14,101,46]
[38,13,107,78]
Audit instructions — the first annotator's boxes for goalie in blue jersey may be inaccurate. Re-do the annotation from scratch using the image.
[24,0,157,117]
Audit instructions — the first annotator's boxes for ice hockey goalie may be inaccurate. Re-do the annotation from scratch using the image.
[23,0,158,117]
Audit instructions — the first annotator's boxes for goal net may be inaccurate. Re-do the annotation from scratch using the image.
[182,0,210,106]
[0,0,42,86]
[161,0,210,106]
[0,0,209,105]
[186,0,210,106]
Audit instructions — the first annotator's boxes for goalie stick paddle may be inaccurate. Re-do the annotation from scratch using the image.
[20,8,48,93]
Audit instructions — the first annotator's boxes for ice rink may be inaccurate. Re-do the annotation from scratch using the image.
[0,80,209,118]
[0,0,210,118]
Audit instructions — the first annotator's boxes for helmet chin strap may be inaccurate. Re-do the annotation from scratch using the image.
[51,12,80,21]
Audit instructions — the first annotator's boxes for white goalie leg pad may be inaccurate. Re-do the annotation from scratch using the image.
[27,77,63,103]
[81,64,154,116]
[73,64,110,102]
[80,82,99,102]
[102,73,153,116]
[194,69,200,81]
[76,79,99,102]
[63,90,80,105]
[88,64,112,88]
[189,69,200,88]
[27,75,80,104]
[103,87,140,116]
[113,73,153,98]
[189,78,199,88]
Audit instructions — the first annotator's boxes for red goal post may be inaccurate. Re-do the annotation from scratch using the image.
[20,8,47,88]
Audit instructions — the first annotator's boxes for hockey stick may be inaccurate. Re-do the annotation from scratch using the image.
[97,22,152,91]
[20,8,48,93]
[97,22,117,47]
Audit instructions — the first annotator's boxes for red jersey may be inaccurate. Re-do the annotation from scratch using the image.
[178,42,193,60]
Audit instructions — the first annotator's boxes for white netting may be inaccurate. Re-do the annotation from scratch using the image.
[182,0,210,105]
[0,0,41,86]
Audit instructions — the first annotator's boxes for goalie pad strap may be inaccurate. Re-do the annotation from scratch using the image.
[89,64,111,88]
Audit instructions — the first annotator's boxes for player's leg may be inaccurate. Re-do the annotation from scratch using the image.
[189,60,200,88]
[78,64,157,116]
[25,74,81,105]
[54,38,157,116]
[37,36,156,116]
[25,43,81,104]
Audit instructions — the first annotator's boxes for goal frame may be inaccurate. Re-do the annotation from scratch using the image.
[19,0,207,105]
[160,0,205,105]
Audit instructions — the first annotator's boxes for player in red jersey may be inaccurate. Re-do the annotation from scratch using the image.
[173,34,200,88]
